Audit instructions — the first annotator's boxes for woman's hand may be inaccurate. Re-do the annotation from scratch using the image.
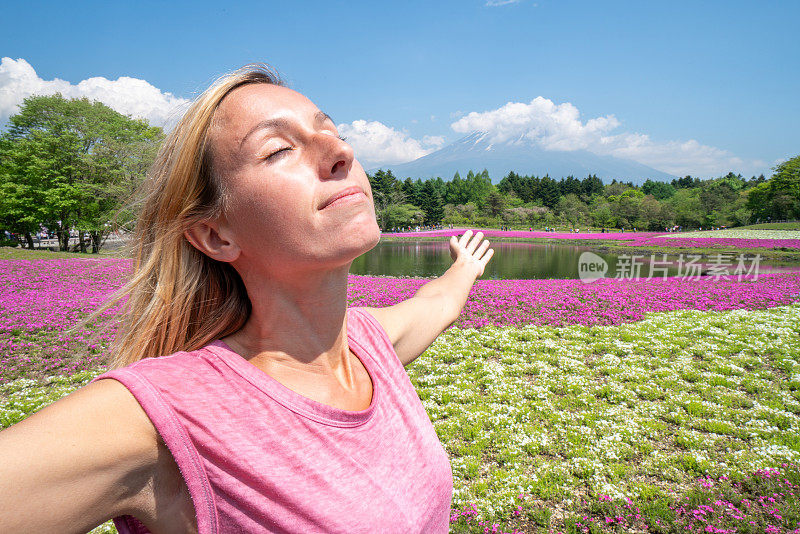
[361,229,495,367]
[449,230,494,278]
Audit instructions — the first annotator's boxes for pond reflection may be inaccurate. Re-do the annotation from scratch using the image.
[350,240,789,280]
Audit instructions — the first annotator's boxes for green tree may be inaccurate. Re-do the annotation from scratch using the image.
[590,202,616,228]
[747,155,800,221]
[501,206,533,226]
[669,188,704,228]
[556,194,589,228]
[700,178,739,226]
[0,94,163,252]
[642,179,676,200]
[461,202,478,221]
[383,203,424,229]
[640,195,675,230]
[419,180,444,224]
[581,174,604,200]
[368,169,405,228]
[369,169,403,204]
[84,134,162,251]
[730,190,753,226]
[402,177,424,207]
[445,171,471,205]
[0,134,48,247]
[539,175,561,208]
[498,171,521,198]
[483,189,509,218]
[465,169,493,207]
[615,189,646,229]
[671,175,701,189]
[559,175,582,197]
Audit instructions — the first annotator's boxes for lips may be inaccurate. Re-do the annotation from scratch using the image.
[319,186,366,210]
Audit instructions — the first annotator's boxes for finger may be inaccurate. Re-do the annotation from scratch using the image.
[466,231,484,254]
[480,248,495,266]
[458,230,473,248]
[474,239,490,259]
[449,235,459,260]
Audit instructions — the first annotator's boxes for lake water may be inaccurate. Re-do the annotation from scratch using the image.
[350,240,790,280]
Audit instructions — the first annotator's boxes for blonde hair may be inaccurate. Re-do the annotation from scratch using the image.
[97,64,283,369]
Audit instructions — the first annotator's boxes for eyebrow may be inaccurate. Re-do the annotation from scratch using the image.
[239,110,336,149]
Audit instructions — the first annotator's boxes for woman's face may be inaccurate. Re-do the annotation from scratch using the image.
[207,83,380,278]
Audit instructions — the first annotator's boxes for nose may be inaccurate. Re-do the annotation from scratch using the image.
[316,132,354,180]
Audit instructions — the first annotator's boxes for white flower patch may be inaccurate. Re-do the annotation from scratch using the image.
[406,305,800,523]
[661,229,800,239]
[600,353,621,366]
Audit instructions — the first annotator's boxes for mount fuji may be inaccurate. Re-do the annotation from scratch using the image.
[373,132,677,185]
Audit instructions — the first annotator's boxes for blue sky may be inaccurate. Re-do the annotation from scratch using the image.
[1,0,798,177]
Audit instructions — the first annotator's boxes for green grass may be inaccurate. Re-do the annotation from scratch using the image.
[0,246,123,260]
[3,304,799,533]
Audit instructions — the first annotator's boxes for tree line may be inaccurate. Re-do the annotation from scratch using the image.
[370,157,800,231]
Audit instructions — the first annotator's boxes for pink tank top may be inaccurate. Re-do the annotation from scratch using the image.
[90,307,453,533]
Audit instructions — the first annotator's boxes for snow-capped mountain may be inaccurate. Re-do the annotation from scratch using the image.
[373,132,676,184]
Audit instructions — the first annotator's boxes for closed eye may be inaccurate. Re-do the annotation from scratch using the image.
[264,146,293,161]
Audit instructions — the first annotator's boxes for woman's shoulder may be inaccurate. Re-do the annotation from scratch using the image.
[348,307,392,345]
[88,345,226,423]
[347,306,407,373]
[82,376,200,533]
[0,376,164,531]
[93,345,216,381]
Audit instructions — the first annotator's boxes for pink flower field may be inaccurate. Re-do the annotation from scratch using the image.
[349,273,800,328]
[2,257,800,382]
[0,259,127,381]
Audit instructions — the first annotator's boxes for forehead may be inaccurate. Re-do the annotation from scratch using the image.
[211,84,318,144]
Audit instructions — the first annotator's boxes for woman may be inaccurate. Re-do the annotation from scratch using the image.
[0,64,493,534]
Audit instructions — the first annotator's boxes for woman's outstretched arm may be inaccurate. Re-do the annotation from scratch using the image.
[0,379,160,533]
[362,230,494,366]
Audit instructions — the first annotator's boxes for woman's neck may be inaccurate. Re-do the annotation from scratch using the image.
[221,263,353,380]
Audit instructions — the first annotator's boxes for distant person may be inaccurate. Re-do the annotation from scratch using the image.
[0,64,495,533]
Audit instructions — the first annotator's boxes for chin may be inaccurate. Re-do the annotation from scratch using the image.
[351,207,381,247]
[353,219,381,255]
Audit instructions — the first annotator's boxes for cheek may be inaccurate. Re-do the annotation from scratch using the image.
[227,186,301,239]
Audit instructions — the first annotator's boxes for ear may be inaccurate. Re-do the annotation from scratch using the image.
[184,219,241,263]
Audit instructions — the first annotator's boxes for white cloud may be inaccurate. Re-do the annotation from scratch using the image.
[451,97,620,151]
[596,133,766,177]
[337,120,442,168]
[422,135,446,148]
[451,96,763,176]
[0,57,189,128]
[486,0,522,6]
